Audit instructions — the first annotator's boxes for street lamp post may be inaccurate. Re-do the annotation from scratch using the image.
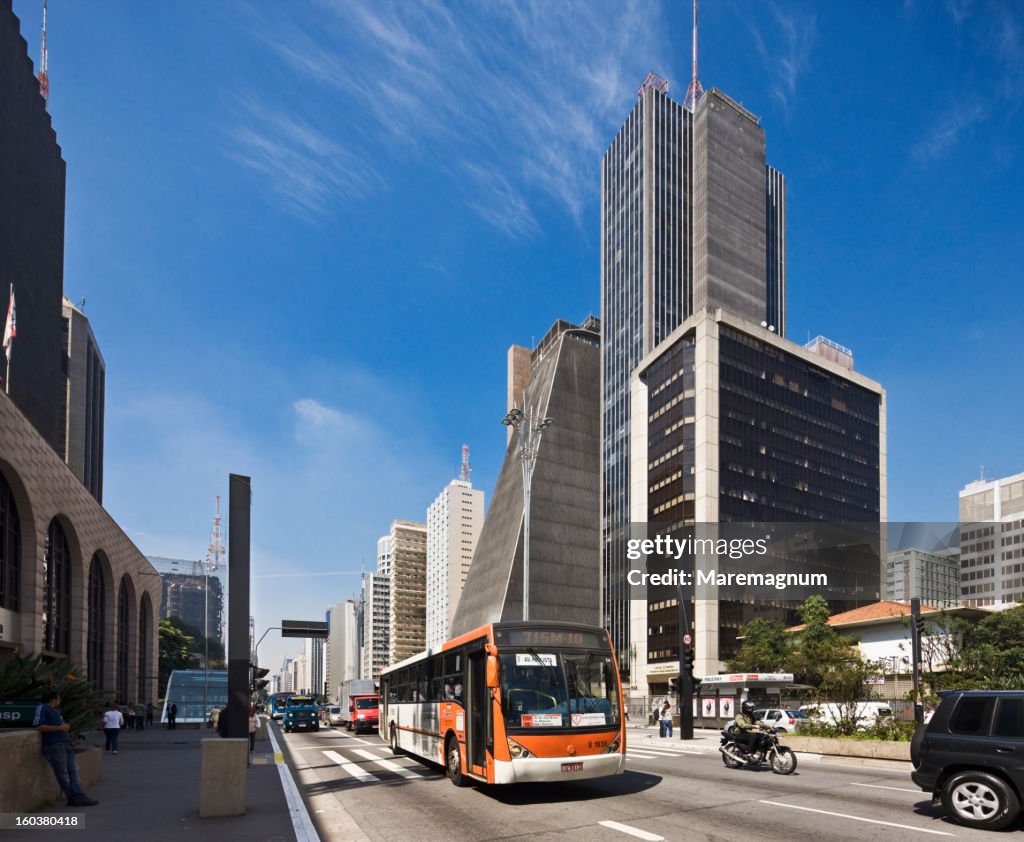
[501,405,553,622]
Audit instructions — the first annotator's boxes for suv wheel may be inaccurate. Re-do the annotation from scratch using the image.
[943,771,1020,830]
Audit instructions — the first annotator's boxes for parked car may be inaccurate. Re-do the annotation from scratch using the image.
[753,708,807,733]
[912,689,1024,831]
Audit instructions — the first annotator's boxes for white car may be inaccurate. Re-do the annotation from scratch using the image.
[326,705,344,726]
[753,708,807,733]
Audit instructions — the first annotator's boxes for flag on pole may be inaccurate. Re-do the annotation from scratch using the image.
[2,284,14,361]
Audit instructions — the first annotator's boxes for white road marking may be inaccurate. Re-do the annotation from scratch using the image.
[852,782,926,794]
[758,801,955,836]
[267,722,322,842]
[351,748,424,778]
[632,745,705,755]
[598,820,665,841]
[626,751,661,758]
[323,750,380,783]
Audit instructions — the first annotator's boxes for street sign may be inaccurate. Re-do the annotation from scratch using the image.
[0,699,40,728]
[281,620,329,639]
[683,634,692,645]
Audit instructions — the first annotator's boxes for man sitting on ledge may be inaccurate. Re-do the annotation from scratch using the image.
[33,690,99,807]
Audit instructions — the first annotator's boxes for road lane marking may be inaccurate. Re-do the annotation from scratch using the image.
[758,801,955,836]
[627,751,662,758]
[350,749,424,779]
[598,820,665,841]
[632,745,706,756]
[852,782,925,794]
[323,750,380,782]
[267,721,321,842]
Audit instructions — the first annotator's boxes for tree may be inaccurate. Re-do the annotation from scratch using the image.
[726,618,792,672]
[928,605,1024,691]
[158,619,197,696]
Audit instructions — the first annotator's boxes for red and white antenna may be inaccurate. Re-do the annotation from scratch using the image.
[207,495,225,572]
[683,0,705,112]
[37,0,49,102]
[460,444,471,483]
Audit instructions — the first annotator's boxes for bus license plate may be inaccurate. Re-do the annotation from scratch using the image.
[561,762,583,772]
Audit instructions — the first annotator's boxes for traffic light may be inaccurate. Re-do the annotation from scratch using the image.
[685,647,696,672]
[251,666,270,692]
[914,615,926,636]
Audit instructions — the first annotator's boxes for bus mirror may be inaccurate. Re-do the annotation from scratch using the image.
[486,654,500,689]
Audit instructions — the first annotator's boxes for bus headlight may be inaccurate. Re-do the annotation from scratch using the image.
[604,736,621,754]
[507,738,533,759]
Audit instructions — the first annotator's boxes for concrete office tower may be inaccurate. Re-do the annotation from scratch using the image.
[629,309,885,694]
[293,649,308,694]
[60,297,105,502]
[887,547,960,607]
[278,657,294,694]
[451,318,601,635]
[360,573,390,680]
[960,471,1024,607]
[601,78,786,671]
[0,0,68,454]
[388,520,427,663]
[426,479,484,648]
[304,637,324,698]
[377,534,394,576]
[148,556,225,647]
[325,599,359,700]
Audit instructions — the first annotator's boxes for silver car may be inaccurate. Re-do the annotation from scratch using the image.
[327,705,344,726]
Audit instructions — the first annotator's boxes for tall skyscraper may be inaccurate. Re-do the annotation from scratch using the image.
[388,520,427,663]
[148,556,225,648]
[601,77,786,671]
[426,478,484,648]
[303,637,325,698]
[377,534,394,576]
[361,572,391,680]
[960,470,1024,607]
[325,599,359,700]
[887,547,960,607]
[60,297,105,501]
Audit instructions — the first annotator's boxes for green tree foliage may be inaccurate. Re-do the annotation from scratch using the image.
[158,619,197,695]
[0,653,105,741]
[726,618,792,672]
[927,605,1024,691]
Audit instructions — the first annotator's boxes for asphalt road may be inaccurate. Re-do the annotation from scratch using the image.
[275,723,1015,842]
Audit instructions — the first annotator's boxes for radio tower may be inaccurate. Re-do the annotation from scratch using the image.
[207,495,225,573]
[683,0,704,112]
[460,444,471,483]
[37,0,49,102]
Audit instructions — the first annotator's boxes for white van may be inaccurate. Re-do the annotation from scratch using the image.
[799,701,893,729]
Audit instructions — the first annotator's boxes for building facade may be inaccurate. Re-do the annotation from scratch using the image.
[887,547,960,607]
[360,572,390,680]
[628,308,885,694]
[325,599,359,700]
[377,534,394,576]
[426,479,484,648]
[147,556,224,648]
[387,520,427,663]
[60,298,105,502]
[960,471,1024,607]
[600,80,787,673]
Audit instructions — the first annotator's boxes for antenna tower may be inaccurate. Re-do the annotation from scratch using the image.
[683,0,705,112]
[37,0,49,102]
[460,444,471,483]
[207,495,225,572]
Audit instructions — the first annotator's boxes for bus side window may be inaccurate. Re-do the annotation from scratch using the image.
[429,655,444,701]
[418,661,429,703]
[444,653,463,703]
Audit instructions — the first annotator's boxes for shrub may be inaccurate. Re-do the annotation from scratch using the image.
[0,652,105,742]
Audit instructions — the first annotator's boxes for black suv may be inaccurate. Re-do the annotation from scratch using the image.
[912,690,1024,830]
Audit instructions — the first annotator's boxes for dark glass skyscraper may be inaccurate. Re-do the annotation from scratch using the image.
[600,79,786,673]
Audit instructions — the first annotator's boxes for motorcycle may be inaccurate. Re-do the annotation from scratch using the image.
[719,725,797,775]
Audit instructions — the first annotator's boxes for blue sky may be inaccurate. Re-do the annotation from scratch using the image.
[13,0,1023,671]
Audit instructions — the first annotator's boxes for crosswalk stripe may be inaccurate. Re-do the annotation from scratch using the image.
[323,750,380,782]
[350,748,424,779]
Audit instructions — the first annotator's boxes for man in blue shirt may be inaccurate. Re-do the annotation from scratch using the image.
[33,690,98,807]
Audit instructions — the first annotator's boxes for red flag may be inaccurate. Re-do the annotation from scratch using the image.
[2,285,14,360]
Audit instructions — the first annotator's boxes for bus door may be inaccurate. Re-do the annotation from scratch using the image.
[467,649,488,773]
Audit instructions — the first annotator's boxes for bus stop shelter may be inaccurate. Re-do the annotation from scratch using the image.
[692,673,795,729]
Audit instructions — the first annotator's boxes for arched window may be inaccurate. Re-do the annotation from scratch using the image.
[87,555,106,689]
[43,520,71,653]
[0,471,20,611]
[117,579,130,702]
[137,598,150,703]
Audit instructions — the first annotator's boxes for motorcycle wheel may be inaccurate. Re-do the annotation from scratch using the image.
[770,746,797,775]
[721,747,743,768]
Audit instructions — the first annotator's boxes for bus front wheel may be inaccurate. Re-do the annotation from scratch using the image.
[446,736,470,787]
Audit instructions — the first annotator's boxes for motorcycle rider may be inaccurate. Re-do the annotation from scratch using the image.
[732,700,767,757]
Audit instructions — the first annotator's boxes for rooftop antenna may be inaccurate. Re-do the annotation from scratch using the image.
[207,494,224,573]
[460,444,471,483]
[980,465,986,481]
[683,0,705,112]
[37,0,49,102]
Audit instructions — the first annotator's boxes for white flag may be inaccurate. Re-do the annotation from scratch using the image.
[2,285,14,361]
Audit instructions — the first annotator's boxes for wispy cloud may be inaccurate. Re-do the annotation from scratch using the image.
[912,102,986,162]
[748,2,817,117]
[237,0,665,234]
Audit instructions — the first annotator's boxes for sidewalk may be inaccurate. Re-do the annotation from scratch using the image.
[25,725,297,841]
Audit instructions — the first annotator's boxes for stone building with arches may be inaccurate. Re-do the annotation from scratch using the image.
[0,391,160,704]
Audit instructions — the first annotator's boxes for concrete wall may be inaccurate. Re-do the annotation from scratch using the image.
[781,734,911,761]
[0,731,102,812]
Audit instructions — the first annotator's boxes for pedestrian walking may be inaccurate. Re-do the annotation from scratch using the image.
[124,701,136,730]
[660,702,673,738]
[249,705,260,754]
[167,700,177,729]
[102,703,124,753]
[145,701,155,727]
[133,701,145,730]
[33,691,99,807]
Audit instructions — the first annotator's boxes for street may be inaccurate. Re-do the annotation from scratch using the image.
[272,722,1007,842]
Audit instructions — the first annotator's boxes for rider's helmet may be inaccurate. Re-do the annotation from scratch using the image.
[740,700,756,716]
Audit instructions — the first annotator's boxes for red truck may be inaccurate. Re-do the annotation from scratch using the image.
[339,679,379,734]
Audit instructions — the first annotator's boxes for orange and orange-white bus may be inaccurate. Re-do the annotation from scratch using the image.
[379,621,625,785]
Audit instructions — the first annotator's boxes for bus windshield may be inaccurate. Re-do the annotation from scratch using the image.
[500,650,619,730]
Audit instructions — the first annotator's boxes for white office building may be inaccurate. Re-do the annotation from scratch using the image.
[960,471,1024,607]
[361,573,391,680]
[377,534,395,576]
[887,547,960,607]
[325,599,360,701]
[426,479,484,648]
